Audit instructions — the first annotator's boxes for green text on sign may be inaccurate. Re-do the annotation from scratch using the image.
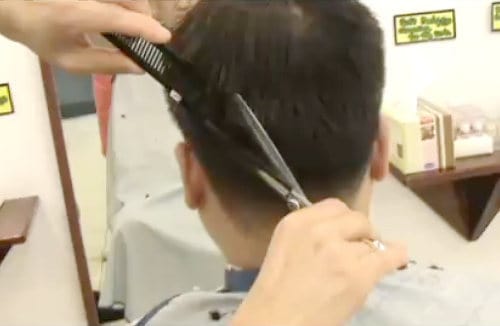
[394,10,456,45]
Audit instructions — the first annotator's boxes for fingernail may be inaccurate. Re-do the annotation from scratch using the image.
[130,65,145,74]
[157,27,171,43]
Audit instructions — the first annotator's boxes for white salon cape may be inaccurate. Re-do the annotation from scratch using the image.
[134,265,500,326]
[98,74,224,320]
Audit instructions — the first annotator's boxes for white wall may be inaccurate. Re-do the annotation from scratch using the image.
[0,36,86,325]
[364,0,500,280]
[364,0,500,118]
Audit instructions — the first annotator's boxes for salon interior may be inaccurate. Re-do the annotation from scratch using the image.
[0,1,499,325]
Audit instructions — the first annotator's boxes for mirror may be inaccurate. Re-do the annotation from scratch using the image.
[37,1,500,325]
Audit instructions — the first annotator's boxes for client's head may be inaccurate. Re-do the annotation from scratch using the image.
[166,0,388,267]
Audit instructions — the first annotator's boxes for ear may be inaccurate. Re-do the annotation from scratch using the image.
[175,142,207,209]
[370,116,390,181]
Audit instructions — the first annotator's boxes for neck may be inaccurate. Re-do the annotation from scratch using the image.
[206,183,373,270]
[221,221,274,269]
[221,202,371,270]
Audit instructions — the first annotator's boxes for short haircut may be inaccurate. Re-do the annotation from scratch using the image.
[167,0,385,222]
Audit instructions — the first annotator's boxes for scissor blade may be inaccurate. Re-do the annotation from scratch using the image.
[232,94,307,198]
[256,169,312,209]
[256,169,290,199]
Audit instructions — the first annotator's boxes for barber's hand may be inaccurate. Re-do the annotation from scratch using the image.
[0,1,170,74]
[232,199,408,326]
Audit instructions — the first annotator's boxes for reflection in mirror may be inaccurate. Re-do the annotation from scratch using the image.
[35,1,500,325]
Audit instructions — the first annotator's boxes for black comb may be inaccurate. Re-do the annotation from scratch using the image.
[102,33,203,107]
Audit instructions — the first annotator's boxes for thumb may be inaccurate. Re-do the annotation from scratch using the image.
[362,243,409,285]
[100,0,153,15]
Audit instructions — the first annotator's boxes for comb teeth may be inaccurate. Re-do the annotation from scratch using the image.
[109,33,167,75]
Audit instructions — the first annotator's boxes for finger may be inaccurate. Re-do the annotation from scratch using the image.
[57,48,144,74]
[98,0,152,15]
[361,243,409,283]
[312,211,376,241]
[376,240,410,269]
[69,1,170,43]
[287,198,350,225]
[335,212,376,240]
[345,241,374,257]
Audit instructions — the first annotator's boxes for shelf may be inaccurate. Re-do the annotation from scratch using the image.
[391,153,500,240]
[391,151,500,189]
[0,196,39,263]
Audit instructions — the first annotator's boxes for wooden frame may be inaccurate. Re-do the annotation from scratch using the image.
[493,2,500,32]
[39,61,99,326]
[393,9,457,46]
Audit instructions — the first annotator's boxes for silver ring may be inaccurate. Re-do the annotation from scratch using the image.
[371,240,386,251]
[363,239,386,252]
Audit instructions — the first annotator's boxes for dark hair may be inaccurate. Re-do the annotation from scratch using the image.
[168,0,384,222]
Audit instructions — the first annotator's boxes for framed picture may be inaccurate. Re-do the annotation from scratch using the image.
[492,2,500,32]
[394,9,456,45]
[0,83,14,116]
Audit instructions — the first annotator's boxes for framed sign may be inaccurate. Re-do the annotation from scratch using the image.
[0,83,14,116]
[394,9,456,45]
[493,2,500,31]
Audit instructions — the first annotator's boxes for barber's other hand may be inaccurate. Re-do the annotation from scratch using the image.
[232,199,409,326]
[0,1,170,74]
